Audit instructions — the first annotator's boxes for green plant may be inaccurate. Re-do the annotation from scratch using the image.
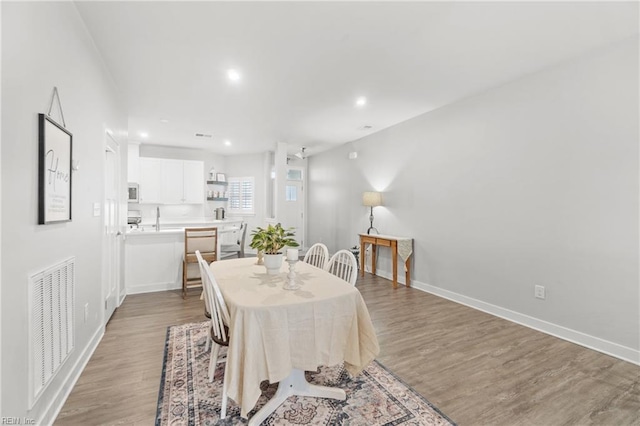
[249,223,299,255]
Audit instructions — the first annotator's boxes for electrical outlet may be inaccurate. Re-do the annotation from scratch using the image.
[84,303,89,323]
[535,285,546,300]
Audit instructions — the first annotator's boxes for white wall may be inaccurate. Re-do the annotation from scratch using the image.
[1,2,126,422]
[308,37,639,362]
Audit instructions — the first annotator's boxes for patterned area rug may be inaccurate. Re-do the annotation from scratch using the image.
[156,322,455,425]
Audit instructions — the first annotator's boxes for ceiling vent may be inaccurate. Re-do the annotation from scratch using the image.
[195,133,213,138]
[359,125,373,131]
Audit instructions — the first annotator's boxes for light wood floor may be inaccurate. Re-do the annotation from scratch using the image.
[56,274,640,425]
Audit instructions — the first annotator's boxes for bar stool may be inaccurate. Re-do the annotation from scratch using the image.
[183,227,218,298]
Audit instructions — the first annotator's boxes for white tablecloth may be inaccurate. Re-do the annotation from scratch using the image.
[210,257,380,418]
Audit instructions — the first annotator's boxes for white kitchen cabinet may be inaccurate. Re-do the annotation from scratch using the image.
[139,158,204,204]
[125,232,183,293]
[161,159,185,204]
[124,218,244,294]
[183,160,204,203]
[138,157,163,203]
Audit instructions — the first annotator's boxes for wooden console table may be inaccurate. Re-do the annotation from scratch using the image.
[359,233,413,289]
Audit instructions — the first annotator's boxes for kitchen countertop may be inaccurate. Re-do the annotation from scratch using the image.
[126,218,242,236]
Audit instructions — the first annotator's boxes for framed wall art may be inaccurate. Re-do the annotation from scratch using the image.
[38,113,72,224]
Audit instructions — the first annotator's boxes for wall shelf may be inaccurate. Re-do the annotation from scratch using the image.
[206,180,228,186]
[207,197,229,201]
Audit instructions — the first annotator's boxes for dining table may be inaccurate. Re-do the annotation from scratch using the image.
[209,256,380,425]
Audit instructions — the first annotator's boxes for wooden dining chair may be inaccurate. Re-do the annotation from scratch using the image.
[183,227,218,298]
[303,242,329,269]
[219,222,247,259]
[196,250,231,419]
[325,249,358,286]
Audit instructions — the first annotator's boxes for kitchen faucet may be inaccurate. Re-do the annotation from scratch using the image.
[155,206,160,231]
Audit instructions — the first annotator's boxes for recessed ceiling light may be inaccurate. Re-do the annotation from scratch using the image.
[224,140,232,146]
[356,97,367,107]
[227,69,241,82]
[139,132,149,138]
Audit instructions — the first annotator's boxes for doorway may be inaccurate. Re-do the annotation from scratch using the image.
[280,167,305,249]
[103,131,121,324]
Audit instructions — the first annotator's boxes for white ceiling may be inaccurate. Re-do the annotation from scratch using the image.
[75,1,638,156]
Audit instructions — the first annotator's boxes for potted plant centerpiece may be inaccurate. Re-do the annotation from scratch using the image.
[249,223,299,274]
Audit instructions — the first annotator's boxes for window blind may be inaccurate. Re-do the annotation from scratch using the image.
[228,177,255,214]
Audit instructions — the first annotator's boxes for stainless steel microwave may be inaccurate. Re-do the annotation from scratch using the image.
[128,183,139,203]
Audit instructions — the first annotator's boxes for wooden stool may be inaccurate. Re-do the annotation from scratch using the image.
[183,227,217,298]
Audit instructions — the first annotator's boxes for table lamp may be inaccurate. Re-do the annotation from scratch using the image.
[362,191,383,234]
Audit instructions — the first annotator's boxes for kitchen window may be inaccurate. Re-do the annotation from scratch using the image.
[228,176,255,215]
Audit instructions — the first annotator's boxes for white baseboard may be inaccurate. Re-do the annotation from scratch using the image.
[373,269,408,286]
[126,281,181,295]
[373,269,640,366]
[38,325,105,425]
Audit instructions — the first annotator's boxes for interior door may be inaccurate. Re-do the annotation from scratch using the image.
[281,168,305,249]
[103,133,121,324]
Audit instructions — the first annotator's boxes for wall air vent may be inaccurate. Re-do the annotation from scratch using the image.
[28,257,75,408]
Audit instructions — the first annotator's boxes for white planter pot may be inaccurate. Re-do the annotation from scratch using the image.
[263,253,283,275]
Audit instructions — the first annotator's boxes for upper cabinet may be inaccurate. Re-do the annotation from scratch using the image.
[138,157,204,204]
[183,160,204,203]
[161,159,185,204]
[139,157,163,203]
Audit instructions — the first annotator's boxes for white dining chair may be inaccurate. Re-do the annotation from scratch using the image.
[220,222,247,259]
[324,249,358,286]
[196,250,231,419]
[201,268,213,353]
[302,243,329,269]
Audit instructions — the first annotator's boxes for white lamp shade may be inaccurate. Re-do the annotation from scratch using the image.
[362,191,383,207]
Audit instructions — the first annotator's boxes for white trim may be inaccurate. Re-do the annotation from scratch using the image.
[126,281,181,295]
[40,325,104,425]
[373,269,640,366]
